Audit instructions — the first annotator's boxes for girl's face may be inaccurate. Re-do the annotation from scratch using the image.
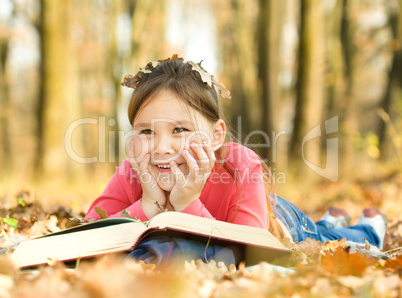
[131,89,224,192]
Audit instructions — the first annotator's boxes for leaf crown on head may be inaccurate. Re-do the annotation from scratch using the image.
[121,54,231,99]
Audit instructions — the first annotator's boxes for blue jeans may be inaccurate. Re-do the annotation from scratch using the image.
[128,236,236,269]
[274,196,381,248]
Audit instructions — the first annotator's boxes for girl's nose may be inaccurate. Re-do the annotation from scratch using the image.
[153,135,177,157]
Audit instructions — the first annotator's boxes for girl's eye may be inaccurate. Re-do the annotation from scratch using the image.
[173,127,189,133]
[139,129,154,135]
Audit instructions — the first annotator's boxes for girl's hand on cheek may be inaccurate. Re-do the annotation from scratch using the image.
[128,139,167,218]
[169,141,216,211]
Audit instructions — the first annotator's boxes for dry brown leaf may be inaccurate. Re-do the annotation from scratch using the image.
[188,61,213,88]
[322,238,347,252]
[93,206,108,219]
[120,209,131,218]
[321,247,376,276]
[380,255,402,275]
[280,237,296,249]
[336,275,366,290]
[138,260,156,271]
[3,189,402,297]
[294,238,323,261]
[212,78,231,99]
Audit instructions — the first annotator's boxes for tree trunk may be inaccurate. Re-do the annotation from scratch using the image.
[339,0,356,171]
[36,0,81,179]
[324,0,345,120]
[341,0,393,168]
[213,0,258,151]
[257,0,282,164]
[130,0,166,69]
[289,0,325,170]
[0,33,10,176]
[377,2,402,153]
[109,0,123,165]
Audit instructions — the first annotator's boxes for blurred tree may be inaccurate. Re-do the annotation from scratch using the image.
[0,0,400,186]
[377,0,402,152]
[289,0,325,167]
[109,0,123,165]
[213,0,257,145]
[129,0,166,70]
[339,0,357,170]
[36,0,81,178]
[0,17,10,175]
[70,1,121,175]
[257,0,282,162]
[324,0,345,121]
[119,0,166,164]
[341,0,393,167]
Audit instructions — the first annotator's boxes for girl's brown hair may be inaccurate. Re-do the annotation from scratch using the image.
[127,59,284,239]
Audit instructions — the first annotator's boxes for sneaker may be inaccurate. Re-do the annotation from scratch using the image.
[320,206,351,228]
[356,208,387,250]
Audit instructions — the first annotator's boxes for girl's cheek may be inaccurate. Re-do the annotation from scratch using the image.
[132,135,150,161]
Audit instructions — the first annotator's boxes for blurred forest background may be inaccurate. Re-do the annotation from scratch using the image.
[0,0,401,212]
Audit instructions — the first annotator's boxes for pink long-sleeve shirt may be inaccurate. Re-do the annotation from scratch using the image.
[86,142,268,229]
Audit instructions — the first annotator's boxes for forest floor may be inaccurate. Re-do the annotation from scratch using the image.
[0,167,401,297]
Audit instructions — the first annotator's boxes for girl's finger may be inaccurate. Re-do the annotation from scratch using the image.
[140,155,160,189]
[190,142,209,164]
[137,154,155,185]
[202,141,216,168]
[127,137,145,169]
[191,141,214,173]
[170,160,185,186]
[182,149,199,174]
[127,144,140,172]
[139,153,151,173]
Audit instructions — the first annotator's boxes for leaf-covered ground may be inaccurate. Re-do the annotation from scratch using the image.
[0,174,401,297]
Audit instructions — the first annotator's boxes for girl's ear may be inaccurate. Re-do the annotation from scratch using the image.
[212,119,226,151]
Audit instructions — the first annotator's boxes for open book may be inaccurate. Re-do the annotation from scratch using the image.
[12,212,290,268]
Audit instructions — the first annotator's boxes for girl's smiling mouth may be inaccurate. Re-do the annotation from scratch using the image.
[154,162,185,173]
[157,163,171,169]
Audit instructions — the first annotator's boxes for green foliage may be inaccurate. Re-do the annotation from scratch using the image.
[352,131,381,159]
[1,217,18,229]
[17,196,26,207]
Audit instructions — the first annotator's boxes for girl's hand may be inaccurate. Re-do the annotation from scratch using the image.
[169,141,216,211]
[128,139,167,218]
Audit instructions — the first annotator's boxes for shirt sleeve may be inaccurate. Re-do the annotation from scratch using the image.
[181,199,215,219]
[85,162,149,222]
[182,152,267,229]
[225,159,268,229]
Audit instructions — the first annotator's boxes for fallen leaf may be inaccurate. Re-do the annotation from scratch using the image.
[336,275,366,289]
[294,238,323,262]
[212,79,231,99]
[322,238,347,252]
[321,247,376,276]
[2,218,18,229]
[94,207,108,219]
[381,255,402,275]
[120,210,131,218]
[188,61,213,88]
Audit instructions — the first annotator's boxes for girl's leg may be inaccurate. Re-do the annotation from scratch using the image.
[315,220,335,233]
[316,206,351,233]
[274,196,382,248]
[319,225,381,247]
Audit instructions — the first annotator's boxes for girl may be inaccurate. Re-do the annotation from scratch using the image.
[86,55,386,260]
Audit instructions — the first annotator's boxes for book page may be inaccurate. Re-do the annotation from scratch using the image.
[147,212,287,250]
[12,222,147,268]
[40,217,143,238]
